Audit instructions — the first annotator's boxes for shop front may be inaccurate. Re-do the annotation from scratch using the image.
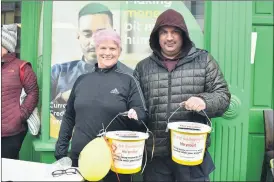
[2,1,273,181]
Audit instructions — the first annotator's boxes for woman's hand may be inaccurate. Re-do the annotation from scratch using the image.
[128,108,138,120]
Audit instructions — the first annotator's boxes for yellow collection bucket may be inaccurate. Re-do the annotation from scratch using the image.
[165,105,212,166]
[106,131,149,174]
[167,122,211,166]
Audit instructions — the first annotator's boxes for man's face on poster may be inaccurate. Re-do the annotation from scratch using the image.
[78,14,112,63]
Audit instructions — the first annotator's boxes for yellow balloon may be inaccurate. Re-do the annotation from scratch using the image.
[78,137,112,181]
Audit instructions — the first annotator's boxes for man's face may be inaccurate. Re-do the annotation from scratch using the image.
[159,26,183,58]
[78,14,112,63]
[96,40,121,68]
[1,47,8,57]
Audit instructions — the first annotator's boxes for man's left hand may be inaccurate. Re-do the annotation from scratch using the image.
[181,97,206,112]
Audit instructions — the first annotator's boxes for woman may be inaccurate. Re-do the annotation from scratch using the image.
[55,29,148,182]
[1,24,39,159]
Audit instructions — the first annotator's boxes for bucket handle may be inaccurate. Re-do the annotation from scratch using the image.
[102,111,150,133]
[165,103,212,132]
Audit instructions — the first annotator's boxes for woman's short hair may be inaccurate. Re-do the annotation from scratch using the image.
[93,29,121,48]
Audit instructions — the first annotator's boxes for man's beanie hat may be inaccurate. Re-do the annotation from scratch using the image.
[79,3,112,18]
[1,24,17,53]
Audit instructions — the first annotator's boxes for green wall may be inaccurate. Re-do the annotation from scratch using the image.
[246,1,274,181]
[205,1,252,181]
[19,1,57,163]
[19,1,42,161]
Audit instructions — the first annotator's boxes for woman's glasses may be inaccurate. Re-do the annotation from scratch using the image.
[52,168,81,177]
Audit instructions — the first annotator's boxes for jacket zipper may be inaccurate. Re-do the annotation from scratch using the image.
[167,71,172,126]
[166,70,174,153]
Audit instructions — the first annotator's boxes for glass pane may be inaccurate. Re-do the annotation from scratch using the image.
[183,1,204,32]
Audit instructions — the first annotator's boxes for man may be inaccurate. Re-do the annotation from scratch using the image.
[134,9,231,181]
[51,3,132,123]
[1,24,39,159]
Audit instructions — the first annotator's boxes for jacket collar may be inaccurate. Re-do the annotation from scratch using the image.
[150,46,204,69]
[95,63,118,73]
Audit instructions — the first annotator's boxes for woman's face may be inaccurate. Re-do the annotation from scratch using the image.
[1,47,8,58]
[96,40,121,69]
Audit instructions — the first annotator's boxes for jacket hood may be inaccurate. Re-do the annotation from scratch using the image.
[149,9,193,58]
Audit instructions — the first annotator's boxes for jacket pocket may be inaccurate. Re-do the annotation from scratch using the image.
[19,106,28,123]
[190,150,215,178]
[5,111,23,135]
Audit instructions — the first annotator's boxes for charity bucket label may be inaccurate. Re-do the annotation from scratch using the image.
[171,131,207,162]
[111,140,146,170]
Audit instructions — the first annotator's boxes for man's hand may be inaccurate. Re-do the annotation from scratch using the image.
[180,96,206,112]
[61,90,71,102]
[128,108,138,120]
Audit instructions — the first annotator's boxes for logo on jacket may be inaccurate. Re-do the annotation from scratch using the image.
[8,69,14,72]
[110,88,119,95]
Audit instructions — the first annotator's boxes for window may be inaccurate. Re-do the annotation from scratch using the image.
[49,1,205,139]
[183,1,204,32]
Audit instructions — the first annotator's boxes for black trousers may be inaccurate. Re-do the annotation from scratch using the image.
[102,171,132,182]
[143,151,214,182]
[72,158,132,182]
[1,130,27,159]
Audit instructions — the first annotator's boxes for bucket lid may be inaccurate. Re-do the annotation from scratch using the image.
[167,122,211,133]
[106,131,149,141]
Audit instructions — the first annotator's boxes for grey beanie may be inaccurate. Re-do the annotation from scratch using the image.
[2,24,18,53]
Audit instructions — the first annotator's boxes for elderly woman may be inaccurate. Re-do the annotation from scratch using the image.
[55,29,147,182]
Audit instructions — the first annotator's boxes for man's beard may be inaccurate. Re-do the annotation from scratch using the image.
[84,51,97,64]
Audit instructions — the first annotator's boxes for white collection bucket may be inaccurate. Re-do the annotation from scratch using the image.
[106,131,149,174]
[100,112,150,174]
[166,106,212,166]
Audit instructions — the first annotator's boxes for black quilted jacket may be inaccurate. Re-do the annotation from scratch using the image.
[133,9,231,157]
[134,47,231,157]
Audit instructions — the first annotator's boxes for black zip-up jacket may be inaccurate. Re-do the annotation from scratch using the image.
[134,48,230,157]
[55,64,147,161]
[134,9,231,157]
